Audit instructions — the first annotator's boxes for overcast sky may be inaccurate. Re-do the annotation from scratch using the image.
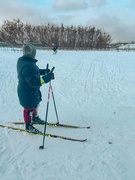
[0,0,135,43]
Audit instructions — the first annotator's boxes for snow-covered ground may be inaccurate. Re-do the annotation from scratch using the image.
[0,49,135,180]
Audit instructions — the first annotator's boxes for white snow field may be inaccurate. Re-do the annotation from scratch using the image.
[0,48,135,180]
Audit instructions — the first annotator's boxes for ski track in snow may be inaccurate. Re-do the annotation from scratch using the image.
[0,128,23,180]
[1,49,135,180]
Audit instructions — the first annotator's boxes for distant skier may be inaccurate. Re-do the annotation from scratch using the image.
[52,44,58,54]
[17,43,55,133]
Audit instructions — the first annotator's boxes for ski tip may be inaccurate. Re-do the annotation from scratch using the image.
[83,139,87,142]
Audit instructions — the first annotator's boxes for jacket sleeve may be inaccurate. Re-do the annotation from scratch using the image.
[22,65,41,88]
[39,69,46,75]
[39,69,50,75]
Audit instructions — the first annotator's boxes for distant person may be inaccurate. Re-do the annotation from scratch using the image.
[52,44,58,54]
[17,43,55,133]
[116,47,119,52]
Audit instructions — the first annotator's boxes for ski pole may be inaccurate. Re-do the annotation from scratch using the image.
[46,63,59,124]
[50,82,59,124]
[39,67,55,149]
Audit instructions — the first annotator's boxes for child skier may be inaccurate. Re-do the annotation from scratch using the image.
[17,43,54,133]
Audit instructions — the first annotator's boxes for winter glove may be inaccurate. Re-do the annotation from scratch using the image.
[40,67,55,84]
[40,64,50,75]
[40,68,50,75]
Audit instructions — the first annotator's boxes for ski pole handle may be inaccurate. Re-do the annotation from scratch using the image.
[51,67,55,72]
[46,63,49,69]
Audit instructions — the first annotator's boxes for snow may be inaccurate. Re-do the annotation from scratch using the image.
[0,48,135,180]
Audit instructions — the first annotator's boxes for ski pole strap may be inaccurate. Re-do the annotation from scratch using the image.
[48,83,51,102]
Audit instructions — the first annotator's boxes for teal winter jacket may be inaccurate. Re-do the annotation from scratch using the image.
[17,56,43,108]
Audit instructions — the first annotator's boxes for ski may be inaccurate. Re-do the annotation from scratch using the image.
[0,124,87,142]
[9,121,90,129]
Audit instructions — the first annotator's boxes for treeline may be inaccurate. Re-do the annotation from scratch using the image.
[0,19,111,50]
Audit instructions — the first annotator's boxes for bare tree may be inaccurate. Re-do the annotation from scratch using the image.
[0,19,112,50]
